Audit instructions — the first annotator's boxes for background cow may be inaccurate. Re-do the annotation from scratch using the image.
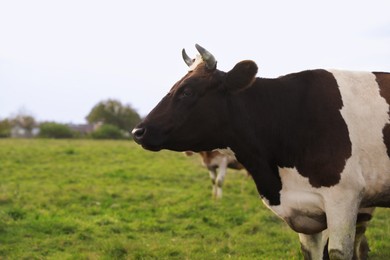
[132,44,389,259]
[185,150,247,198]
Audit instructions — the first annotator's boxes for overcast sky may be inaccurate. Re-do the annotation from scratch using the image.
[1,0,390,124]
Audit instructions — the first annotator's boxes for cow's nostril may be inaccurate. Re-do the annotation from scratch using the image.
[132,127,146,140]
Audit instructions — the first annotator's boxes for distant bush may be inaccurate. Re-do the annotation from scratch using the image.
[39,122,75,138]
[91,124,125,140]
[86,99,141,132]
[0,119,11,138]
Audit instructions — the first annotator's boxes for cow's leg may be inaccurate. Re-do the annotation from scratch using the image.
[325,192,363,260]
[207,167,218,198]
[352,207,374,260]
[299,230,329,260]
[215,157,228,199]
[316,207,374,260]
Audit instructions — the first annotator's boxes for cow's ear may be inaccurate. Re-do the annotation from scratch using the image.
[225,60,258,93]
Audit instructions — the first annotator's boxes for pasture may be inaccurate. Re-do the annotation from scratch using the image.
[0,139,388,259]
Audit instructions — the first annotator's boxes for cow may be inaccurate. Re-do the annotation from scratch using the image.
[184,150,247,198]
[132,44,390,259]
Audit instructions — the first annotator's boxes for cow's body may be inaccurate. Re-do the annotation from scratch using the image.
[185,150,246,198]
[132,45,390,259]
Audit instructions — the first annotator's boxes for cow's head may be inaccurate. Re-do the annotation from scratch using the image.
[132,44,258,152]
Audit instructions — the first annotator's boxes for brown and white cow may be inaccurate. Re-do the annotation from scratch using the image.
[185,150,247,198]
[132,44,390,259]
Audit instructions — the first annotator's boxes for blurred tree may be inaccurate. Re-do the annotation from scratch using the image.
[90,124,125,139]
[86,99,141,132]
[0,119,11,138]
[38,122,75,138]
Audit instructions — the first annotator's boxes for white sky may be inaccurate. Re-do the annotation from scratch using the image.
[1,0,390,123]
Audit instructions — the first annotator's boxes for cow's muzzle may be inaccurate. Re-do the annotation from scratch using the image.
[131,127,146,143]
[131,127,162,151]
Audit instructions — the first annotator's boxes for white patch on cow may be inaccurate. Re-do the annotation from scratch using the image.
[188,54,203,71]
[266,164,366,257]
[266,167,327,233]
[329,70,390,201]
[215,147,237,160]
[323,70,390,256]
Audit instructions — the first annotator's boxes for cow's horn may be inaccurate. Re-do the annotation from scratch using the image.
[182,48,194,67]
[195,44,217,69]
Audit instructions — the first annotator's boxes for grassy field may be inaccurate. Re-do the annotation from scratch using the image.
[0,139,388,259]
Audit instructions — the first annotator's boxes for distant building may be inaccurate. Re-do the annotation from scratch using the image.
[67,123,96,135]
[11,124,40,138]
[10,122,100,138]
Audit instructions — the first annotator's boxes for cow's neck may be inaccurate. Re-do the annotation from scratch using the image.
[225,77,293,205]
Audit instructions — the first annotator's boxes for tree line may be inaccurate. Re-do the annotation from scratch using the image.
[0,99,141,139]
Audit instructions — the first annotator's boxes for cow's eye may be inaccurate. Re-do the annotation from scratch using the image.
[181,88,193,98]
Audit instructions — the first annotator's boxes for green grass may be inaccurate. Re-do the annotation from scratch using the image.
[0,139,388,259]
